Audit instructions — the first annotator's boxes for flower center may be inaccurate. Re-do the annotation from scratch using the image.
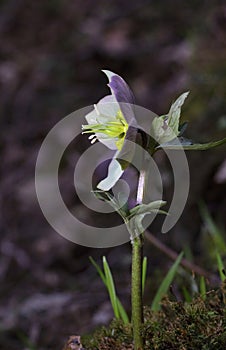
[82,110,128,150]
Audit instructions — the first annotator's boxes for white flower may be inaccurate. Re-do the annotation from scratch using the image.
[82,70,137,191]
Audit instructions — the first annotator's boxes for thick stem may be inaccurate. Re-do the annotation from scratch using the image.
[131,235,144,350]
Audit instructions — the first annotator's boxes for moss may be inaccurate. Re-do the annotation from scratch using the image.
[83,281,226,349]
[82,320,133,350]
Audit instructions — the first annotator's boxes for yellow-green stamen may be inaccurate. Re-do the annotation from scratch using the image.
[82,110,128,150]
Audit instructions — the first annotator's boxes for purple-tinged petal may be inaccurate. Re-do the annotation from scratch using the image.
[108,75,135,105]
[102,70,137,126]
[102,70,134,104]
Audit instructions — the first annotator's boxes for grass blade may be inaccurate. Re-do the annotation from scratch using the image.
[182,286,192,302]
[151,252,184,311]
[103,256,119,319]
[199,276,206,300]
[90,256,129,323]
[89,256,107,286]
[200,203,226,254]
[116,298,129,324]
[216,251,226,282]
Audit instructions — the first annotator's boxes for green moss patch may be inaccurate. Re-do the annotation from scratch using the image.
[83,282,226,350]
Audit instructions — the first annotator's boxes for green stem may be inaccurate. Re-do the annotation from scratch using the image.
[131,167,146,350]
[131,235,144,350]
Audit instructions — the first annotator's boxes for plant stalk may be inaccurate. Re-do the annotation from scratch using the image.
[131,235,144,350]
[131,167,146,350]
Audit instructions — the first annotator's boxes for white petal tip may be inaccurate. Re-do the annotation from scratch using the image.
[101,69,117,81]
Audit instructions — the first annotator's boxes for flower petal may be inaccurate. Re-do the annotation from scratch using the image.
[102,70,137,126]
[104,71,135,104]
[97,154,124,191]
[84,104,118,150]
[95,134,118,150]
[85,108,99,125]
[96,95,120,120]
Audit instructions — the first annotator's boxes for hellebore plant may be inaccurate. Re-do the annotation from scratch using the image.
[82,70,226,350]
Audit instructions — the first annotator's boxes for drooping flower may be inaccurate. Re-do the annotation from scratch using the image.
[82,70,138,191]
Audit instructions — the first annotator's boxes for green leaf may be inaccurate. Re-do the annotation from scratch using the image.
[151,252,184,311]
[127,200,167,238]
[129,200,167,217]
[142,256,148,295]
[150,92,189,144]
[151,115,175,144]
[168,92,189,136]
[156,137,192,149]
[176,137,226,150]
[103,256,120,319]
[127,215,145,238]
[157,137,226,150]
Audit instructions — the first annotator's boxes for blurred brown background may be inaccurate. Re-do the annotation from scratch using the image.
[0,0,226,349]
